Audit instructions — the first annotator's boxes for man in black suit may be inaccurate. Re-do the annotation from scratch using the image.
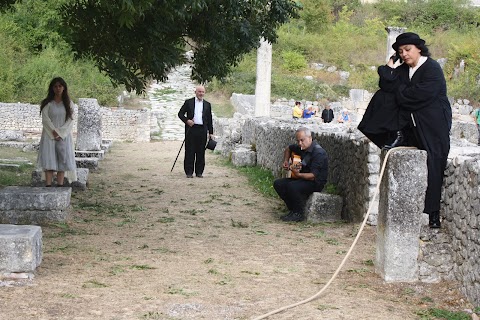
[177,85,214,178]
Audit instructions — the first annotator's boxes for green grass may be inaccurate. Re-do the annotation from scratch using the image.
[82,280,108,288]
[416,308,472,320]
[218,158,277,198]
[0,147,37,187]
[130,264,156,270]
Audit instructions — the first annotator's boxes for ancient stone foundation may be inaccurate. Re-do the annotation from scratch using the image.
[0,186,71,225]
[0,224,42,273]
[305,192,343,223]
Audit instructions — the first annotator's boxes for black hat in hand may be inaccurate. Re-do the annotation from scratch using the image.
[205,138,217,150]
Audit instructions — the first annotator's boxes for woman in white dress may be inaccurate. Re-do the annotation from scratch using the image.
[37,77,77,186]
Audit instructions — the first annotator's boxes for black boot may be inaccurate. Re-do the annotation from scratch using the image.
[428,211,441,229]
[383,130,405,150]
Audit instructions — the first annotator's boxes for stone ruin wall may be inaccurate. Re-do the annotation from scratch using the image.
[101,108,150,142]
[441,157,480,305]
[0,102,150,142]
[216,114,480,307]
[0,103,78,140]
[219,117,379,223]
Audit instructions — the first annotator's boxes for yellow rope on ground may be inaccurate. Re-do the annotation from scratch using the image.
[252,146,417,320]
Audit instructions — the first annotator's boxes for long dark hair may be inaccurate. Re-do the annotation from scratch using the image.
[40,77,73,121]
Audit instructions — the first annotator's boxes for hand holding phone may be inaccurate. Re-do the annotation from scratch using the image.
[390,54,400,63]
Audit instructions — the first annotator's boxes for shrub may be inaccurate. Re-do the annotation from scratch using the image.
[0,33,17,102]
[8,48,122,106]
[281,50,308,71]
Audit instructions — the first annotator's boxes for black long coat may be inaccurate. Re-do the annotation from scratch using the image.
[358,57,452,213]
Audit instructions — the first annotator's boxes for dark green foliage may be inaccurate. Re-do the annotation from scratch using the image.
[272,74,338,101]
[297,0,333,33]
[373,0,480,31]
[0,0,123,105]
[60,0,300,93]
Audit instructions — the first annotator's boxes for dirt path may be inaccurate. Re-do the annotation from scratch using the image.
[0,141,469,320]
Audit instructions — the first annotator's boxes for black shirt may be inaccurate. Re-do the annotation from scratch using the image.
[289,141,328,188]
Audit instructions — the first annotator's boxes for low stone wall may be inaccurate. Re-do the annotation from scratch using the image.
[0,103,78,140]
[101,108,150,142]
[441,155,480,305]
[228,92,479,144]
[0,102,151,142]
[238,117,378,222]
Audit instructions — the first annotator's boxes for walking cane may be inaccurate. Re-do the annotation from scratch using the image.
[170,127,190,172]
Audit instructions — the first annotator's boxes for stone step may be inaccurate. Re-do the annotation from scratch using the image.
[75,150,104,160]
[0,158,32,164]
[305,192,343,223]
[0,224,42,273]
[0,163,21,171]
[0,187,71,225]
[75,157,99,170]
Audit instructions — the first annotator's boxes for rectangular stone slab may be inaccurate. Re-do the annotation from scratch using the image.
[0,187,71,224]
[305,192,343,222]
[376,149,428,282]
[0,224,42,273]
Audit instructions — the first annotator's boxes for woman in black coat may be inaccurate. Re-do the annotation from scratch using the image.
[358,32,452,228]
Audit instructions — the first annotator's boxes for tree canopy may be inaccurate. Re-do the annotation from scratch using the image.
[56,0,299,93]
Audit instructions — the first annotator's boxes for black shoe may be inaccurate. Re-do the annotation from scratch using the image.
[196,174,203,178]
[428,211,441,229]
[383,130,406,150]
[186,174,193,178]
[280,211,293,221]
[281,212,304,222]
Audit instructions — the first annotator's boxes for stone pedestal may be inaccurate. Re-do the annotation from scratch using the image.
[254,38,272,118]
[385,27,406,62]
[305,192,343,223]
[376,149,427,282]
[231,144,257,167]
[75,157,99,170]
[75,150,105,160]
[0,187,71,225]
[76,98,102,151]
[0,224,42,273]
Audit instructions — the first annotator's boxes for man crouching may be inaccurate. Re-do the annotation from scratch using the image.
[274,127,328,222]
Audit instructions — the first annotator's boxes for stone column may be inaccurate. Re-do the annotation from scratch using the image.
[254,38,272,117]
[76,98,102,151]
[376,149,428,282]
[385,27,406,63]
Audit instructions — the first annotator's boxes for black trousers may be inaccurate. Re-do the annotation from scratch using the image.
[184,125,207,176]
[273,178,323,214]
[404,126,448,214]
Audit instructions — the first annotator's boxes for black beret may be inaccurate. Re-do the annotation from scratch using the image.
[392,32,425,51]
